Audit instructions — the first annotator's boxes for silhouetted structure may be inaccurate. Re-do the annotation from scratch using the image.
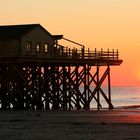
[0,24,122,110]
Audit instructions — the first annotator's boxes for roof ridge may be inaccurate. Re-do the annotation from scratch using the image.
[0,24,43,40]
[0,23,40,27]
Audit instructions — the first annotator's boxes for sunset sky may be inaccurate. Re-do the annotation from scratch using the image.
[0,0,140,86]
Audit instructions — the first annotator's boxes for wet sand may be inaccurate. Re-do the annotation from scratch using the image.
[0,110,140,140]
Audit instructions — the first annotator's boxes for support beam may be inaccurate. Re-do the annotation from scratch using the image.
[108,65,113,109]
[96,65,100,110]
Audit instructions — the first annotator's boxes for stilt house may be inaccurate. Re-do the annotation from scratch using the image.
[0,24,62,57]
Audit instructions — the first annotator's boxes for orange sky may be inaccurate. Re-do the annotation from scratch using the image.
[0,0,140,86]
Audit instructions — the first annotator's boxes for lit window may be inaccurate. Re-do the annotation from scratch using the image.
[26,42,32,52]
[36,43,41,52]
[44,43,49,53]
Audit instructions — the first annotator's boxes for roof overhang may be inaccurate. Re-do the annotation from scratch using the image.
[53,35,63,40]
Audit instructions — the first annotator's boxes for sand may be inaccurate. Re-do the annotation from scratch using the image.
[0,110,140,140]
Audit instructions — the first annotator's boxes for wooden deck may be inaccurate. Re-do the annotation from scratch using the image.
[0,48,123,66]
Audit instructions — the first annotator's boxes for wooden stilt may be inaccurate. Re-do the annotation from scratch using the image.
[97,65,100,110]
[108,65,113,109]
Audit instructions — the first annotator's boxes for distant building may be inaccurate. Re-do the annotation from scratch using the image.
[0,24,63,57]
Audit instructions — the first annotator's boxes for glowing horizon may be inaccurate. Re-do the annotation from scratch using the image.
[0,0,140,86]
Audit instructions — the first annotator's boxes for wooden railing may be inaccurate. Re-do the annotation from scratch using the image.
[53,45,119,60]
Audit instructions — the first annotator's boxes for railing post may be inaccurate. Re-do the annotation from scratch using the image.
[117,49,119,60]
[101,48,103,59]
[66,47,68,57]
[95,48,97,59]
[112,49,114,60]
[62,47,64,56]
[58,47,60,57]
[108,49,109,60]
[88,48,90,59]
[81,46,84,59]
[76,48,77,57]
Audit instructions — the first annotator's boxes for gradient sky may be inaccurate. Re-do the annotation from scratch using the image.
[1,0,140,86]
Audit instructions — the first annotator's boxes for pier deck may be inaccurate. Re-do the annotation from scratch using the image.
[0,47,122,110]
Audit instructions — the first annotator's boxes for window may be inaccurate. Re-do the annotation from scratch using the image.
[36,43,41,52]
[26,42,32,52]
[44,43,49,53]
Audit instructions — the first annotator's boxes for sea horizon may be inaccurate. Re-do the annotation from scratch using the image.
[88,86,140,110]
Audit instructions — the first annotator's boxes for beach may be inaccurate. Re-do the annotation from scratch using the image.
[0,110,140,140]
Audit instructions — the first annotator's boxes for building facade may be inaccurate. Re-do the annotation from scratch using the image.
[0,24,62,58]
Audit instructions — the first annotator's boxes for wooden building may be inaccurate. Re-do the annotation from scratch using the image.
[0,24,62,57]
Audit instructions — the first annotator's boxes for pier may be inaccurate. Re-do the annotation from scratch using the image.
[0,24,123,110]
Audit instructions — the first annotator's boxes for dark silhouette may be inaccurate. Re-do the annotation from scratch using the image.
[0,24,122,110]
